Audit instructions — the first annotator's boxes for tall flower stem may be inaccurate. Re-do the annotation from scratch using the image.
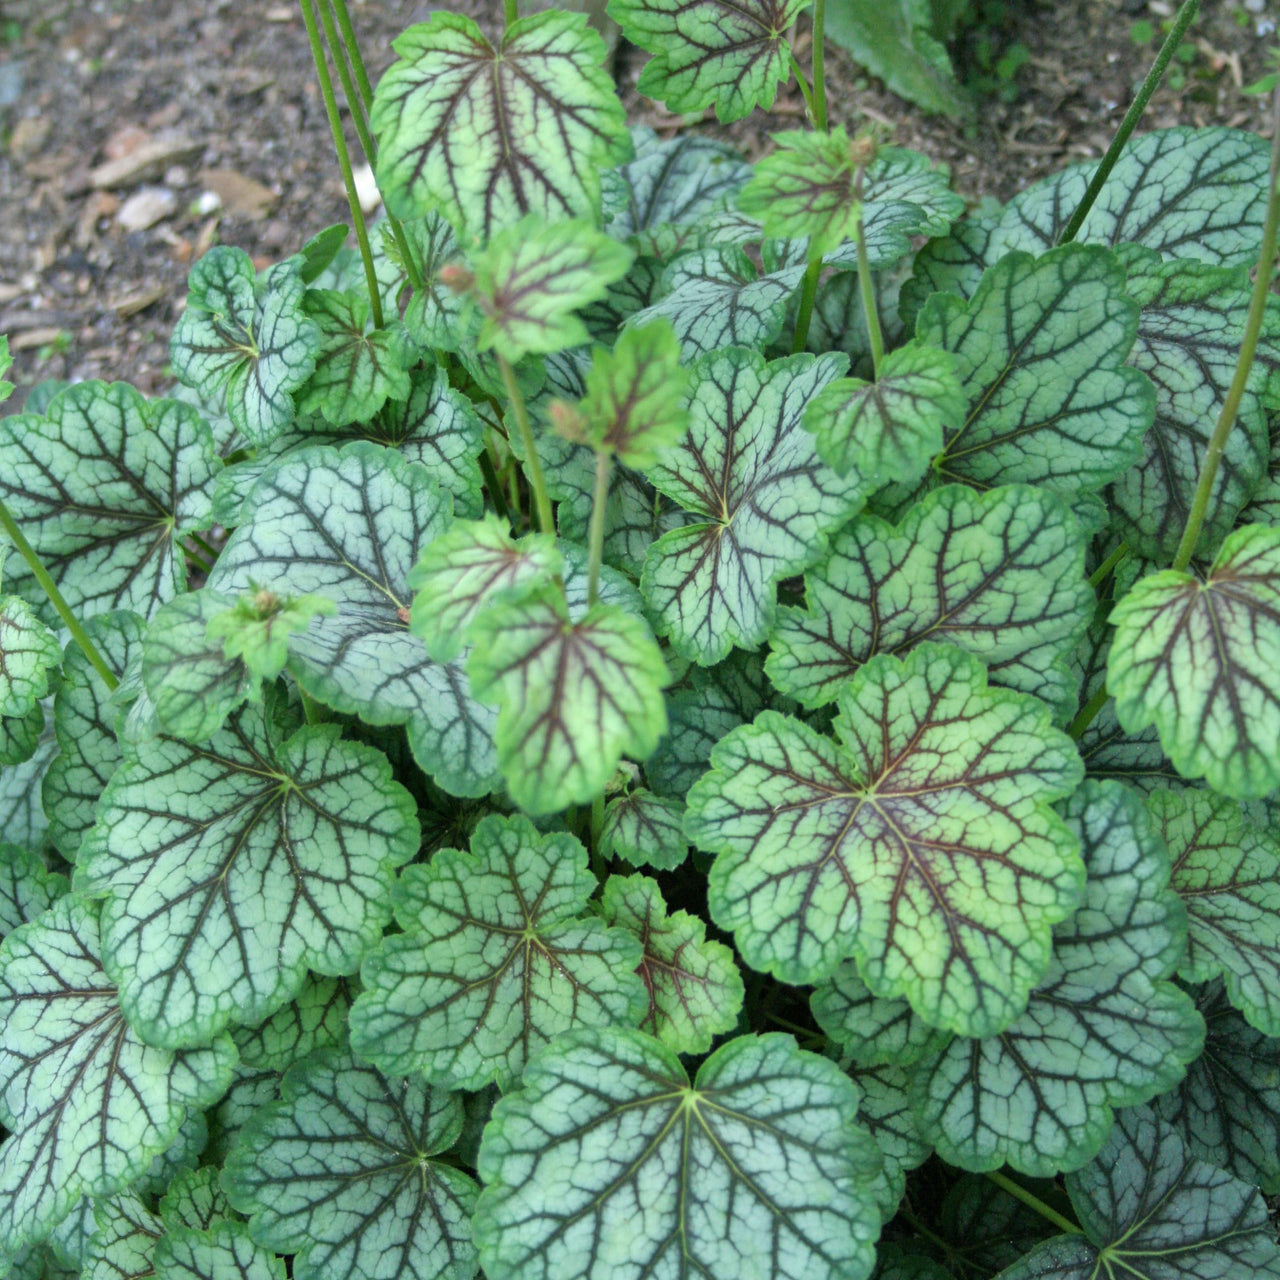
[0,498,117,691]
[1172,86,1280,572]
[299,0,384,329]
[330,0,375,107]
[504,0,519,27]
[1057,0,1199,245]
[498,356,555,535]
[586,450,613,606]
[789,0,829,354]
[852,166,884,378]
[317,0,423,292]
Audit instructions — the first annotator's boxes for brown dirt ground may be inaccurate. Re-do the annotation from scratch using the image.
[0,0,1273,411]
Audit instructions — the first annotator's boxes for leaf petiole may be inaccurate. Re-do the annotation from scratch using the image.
[298,0,385,330]
[1171,86,1280,572]
[586,449,613,606]
[1068,682,1110,740]
[1057,0,1199,246]
[787,0,829,354]
[1087,541,1129,591]
[985,1170,1083,1236]
[0,496,118,691]
[499,355,555,536]
[852,166,884,378]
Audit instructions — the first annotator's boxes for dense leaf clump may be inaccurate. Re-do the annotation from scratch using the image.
[0,4,1278,1278]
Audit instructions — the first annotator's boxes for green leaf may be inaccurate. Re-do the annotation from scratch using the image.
[159,1166,236,1233]
[998,1107,1280,1280]
[86,1194,163,1280]
[76,703,419,1049]
[153,1222,284,1280]
[909,244,1153,500]
[609,0,811,122]
[600,873,743,1053]
[0,383,220,622]
[987,126,1273,268]
[0,845,67,941]
[371,11,630,243]
[43,613,143,859]
[473,217,634,362]
[897,211,997,328]
[224,1047,479,1280]
[295,223,349,285]
[296,290,414,426]
[824,0,970,117]
[767,484,1093,720]
[350,814,647,1089]
[813,966,953,1067]
[0,715,57,850]
[631,246,806,356]
[842,1063,931,1219]
[212,363,486,526]
[800,340,964,484]
[475,1028,882,1280]
[738,128,865,259]
[0,597,59,721]
[208,441,501,797]
[1109,247,1277,562]
[206,589,336,683]
[934,1174,1053,1276]
[687,643,1084,1034]
[0,702,43,768]
[140,590,254,742]
[409,516,562,663]
[0,898,236,1252]
[574,321,689,468]
[598,788,688,869]
[910,780,1203,1175]
[468,582,669,814]
[231,975,351,1075]
[0,337,11,403]
[1147,786,1280,1034]
[1109,525,1280,799]
[642,348,869,664]
[170,248,320,444]
[1153,980,1280,1194]
[605,127,751,255]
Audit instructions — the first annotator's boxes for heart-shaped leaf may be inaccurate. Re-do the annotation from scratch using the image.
[224,1047,479,1280]
[474,1028,882,1280]
[1148,786,1280,1035]
[801,340,964,483]
[209,441,501,797]
[609,0,811,121]
[598,788,688,869]
[473,217,634,361]
[467,582,669,814]
[170,249,320,444]
[1152,980,1280,1194]
[910,244,1153,500]
[76,700,418,1049]
[909,780,1203,1176]
[1109,525,1280,799]
[687,643,1084,1035]
[371,11,630,243]
[767,484,1094,720]
[350,814,647,1089]
[0,898,235,1252]
[0,383,219,622]
[600,873,743,1052]
[642,348,869,664]
[996,1106,1280,1280]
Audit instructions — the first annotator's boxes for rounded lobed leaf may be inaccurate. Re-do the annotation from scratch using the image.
[1109,524,1280,799]
[209,441,501,797]
[77,702,419,1049]
[0,845,67,943]
[767,483,1094,721]
[0,382,220,623]
[474,1028,882,1280]
[224,1047,479,1280]
[153,1221,284,1280]
[0,596,59,722]
[350,814,647,1090]
[371,11,630,242]
[688,642,1085,1036]
[598,788,688,870]
[909,780,1204,1176]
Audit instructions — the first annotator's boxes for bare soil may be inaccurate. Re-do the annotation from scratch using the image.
[0,0,1273,410]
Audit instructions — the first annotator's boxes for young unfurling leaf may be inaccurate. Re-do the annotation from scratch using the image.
[1109,525,1280,798]
[207,589,336,683]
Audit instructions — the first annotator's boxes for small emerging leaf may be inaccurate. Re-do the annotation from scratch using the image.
[598,788,688,870]
[207,588,337,682]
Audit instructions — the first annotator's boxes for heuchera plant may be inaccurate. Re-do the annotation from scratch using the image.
[0,0,1279,1275]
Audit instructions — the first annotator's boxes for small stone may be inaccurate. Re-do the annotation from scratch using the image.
[197,168,277,220]
[192,190,223,216]
[116,186,178,232]
[164,165,191,188]
[9,116,51,162]
[102,124,151,162]
[353,163,382,215]
[91,135,203,189]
